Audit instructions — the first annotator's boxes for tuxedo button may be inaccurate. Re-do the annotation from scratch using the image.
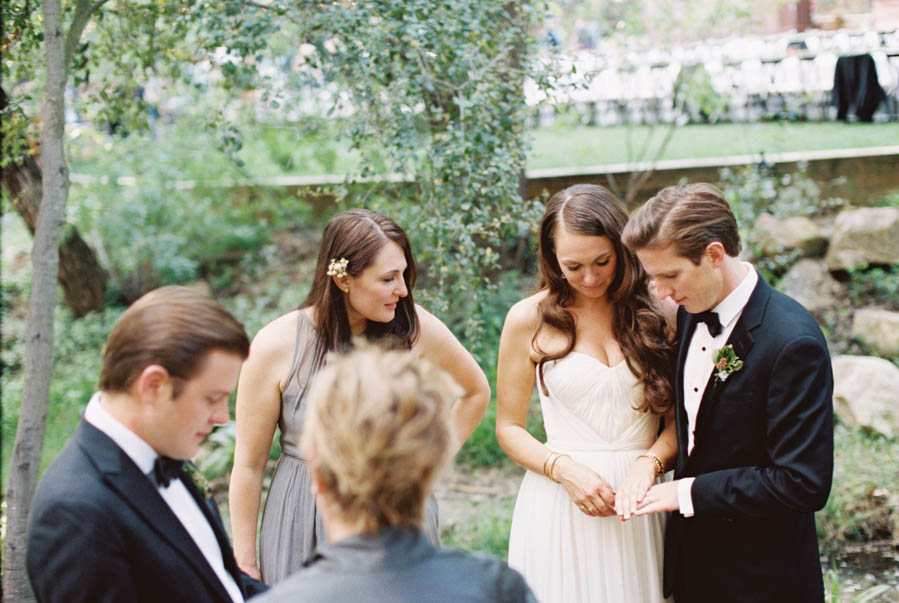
[693,387,698,392]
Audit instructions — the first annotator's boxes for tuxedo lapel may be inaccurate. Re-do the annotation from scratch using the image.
[674,308,697,475]
[687,277,769,465]
[76,422,233,602]
[181,467,244,586]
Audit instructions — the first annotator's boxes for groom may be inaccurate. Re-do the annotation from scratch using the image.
[622,183,833,603]
[27,286,266,602]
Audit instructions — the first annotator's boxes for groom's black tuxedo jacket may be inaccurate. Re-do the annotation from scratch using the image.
[664,275,833,603]
[27,419,267,603]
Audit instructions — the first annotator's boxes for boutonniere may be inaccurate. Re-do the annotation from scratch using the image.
[712,344,744,383]
[184,462,214,500]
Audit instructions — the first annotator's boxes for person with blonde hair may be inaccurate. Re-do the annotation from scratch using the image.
[228,209,489,584]
[256,344,535,603]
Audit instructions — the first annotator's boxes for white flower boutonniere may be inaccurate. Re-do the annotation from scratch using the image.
[712,344,744,383]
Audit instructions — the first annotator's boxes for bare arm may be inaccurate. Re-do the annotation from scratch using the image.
[495,296,616,516]
[414,305,490,454]
[227,313,294,580]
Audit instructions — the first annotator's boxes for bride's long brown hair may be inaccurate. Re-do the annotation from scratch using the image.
[534,184,674,414]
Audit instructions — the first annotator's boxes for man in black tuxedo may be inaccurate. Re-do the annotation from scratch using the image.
[622,183,833,603]
[27,286,267,602]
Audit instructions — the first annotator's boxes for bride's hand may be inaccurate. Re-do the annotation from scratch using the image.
[615,456,658,521]
[552,456,616,517]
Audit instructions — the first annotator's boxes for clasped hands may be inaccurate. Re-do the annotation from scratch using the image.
[556,455,680,520]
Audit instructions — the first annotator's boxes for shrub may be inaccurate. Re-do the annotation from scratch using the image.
[817,423,899,553]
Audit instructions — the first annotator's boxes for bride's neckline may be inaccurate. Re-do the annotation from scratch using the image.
[566,350,627,369]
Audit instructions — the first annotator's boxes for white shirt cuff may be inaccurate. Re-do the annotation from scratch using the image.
[677,477,696,517]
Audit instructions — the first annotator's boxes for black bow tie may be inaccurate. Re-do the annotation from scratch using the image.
[148,456,183,488]
[692,310,722,337]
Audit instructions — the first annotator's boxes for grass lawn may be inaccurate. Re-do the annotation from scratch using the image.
[229,120,899,178]
[526,121,899,170]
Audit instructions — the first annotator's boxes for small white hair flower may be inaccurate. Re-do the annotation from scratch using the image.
[327,257,349,279]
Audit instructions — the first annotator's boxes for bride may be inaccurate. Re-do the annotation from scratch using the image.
[496,184,677,602]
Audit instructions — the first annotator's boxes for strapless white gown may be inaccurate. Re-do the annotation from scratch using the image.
[508,352,671,603]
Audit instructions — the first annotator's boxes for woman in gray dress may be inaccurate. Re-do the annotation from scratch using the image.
[228,209,490,584]
[255,343,534,603]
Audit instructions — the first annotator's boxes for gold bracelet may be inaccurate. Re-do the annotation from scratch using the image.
[637,452,664,477]
[548,453,569,483]
[543,451,559,480]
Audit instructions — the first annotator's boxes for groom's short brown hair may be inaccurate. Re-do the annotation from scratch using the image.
[622,182,742,264]
[98,286,249,396]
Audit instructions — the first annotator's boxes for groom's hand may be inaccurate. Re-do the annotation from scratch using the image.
[634,481,680,515]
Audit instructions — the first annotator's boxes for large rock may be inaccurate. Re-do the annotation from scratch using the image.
[776,258,845,315]
[753,213,827,257]
[832,355,899,438]
[852,308,899,358]
[825,207,899,271]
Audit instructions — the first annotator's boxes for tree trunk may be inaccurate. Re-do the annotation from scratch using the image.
[1,86,108,317]
[3,1,67,600]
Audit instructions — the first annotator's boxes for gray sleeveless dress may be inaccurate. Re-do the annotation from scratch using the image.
[258,310,440,585]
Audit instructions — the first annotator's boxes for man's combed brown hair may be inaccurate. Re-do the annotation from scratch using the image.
[302,343,455,532]
[98,286,249,396]
[535,184,674,414]
[621,182,742,263]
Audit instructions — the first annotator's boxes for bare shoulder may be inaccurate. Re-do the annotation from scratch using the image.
[414,303,440,327]
[503,290,546,334]
[249,310,302,361]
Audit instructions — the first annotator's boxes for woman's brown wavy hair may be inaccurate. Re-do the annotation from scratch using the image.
[301,209,419,358]
[534,184,674,414]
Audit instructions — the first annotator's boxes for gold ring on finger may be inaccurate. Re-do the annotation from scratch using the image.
[579,505,587,512]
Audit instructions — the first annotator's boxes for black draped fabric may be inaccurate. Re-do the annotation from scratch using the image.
[832,53,886,122]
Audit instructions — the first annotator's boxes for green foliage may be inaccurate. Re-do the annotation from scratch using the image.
[67,112,314,297]
[674,63,727,123]
[720,161,845,226]
[825,566,895,603]
[817,424,899,553]
[872,189,899,209]
[454,272,544,466]
[441,495,516,559]
[196,422,281,481]
[846,266,899,311]
[2,0,290,175]
[719,162,846,284]
[288,0,554,360]
[1,299,124,489]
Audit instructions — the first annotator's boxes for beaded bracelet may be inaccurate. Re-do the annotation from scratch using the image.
[637,451,665,477]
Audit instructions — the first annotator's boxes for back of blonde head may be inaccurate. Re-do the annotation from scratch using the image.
[302,343,457,532]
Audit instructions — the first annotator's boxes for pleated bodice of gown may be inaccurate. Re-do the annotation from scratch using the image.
[507,352,671,603]
[258,311,440,585]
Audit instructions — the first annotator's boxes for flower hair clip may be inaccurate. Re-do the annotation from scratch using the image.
[327,257,349,279]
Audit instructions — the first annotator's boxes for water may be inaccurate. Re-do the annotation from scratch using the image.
[823,544,899,602]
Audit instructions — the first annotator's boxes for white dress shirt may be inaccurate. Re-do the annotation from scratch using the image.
[85,393,244,603]
[676,264,757,517]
